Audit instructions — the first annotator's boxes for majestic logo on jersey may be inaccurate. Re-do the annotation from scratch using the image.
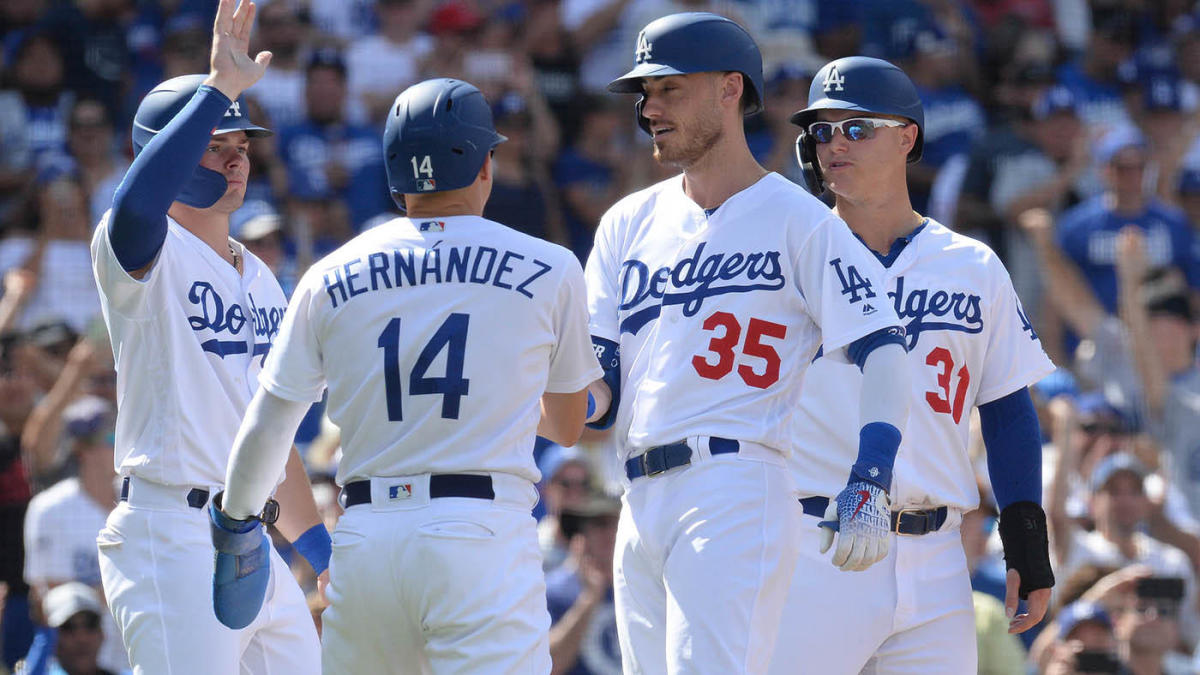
[829,258,876,305]
[635,31,653,63]
[888,276,983,348]
[187,281,284,363]
[822,66,845,92]
[618,242,785,335]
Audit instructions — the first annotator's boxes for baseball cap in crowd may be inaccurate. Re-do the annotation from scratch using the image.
[1031,85,1078,120]
[1090,452,1148,492]
[231,200,283,242]
[537,444,588,484]
[1075,391,1135,434]
[62,395,114,441]
[1032,368,1080,402]
[306,47,347,76]
[43,582,104,629]
[492,91,532,127]
[428,1,483,36]
[1141,269,1194,323]
[1142,76,1188,112]
[1095,125,1148,165]
[26,319,78,354]
[559,491,621,538]
[1057,600,1114,640]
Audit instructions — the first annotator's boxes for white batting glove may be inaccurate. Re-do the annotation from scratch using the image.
[818,480,891,571]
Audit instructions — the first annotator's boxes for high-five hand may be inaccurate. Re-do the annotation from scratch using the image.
[204,0,272,101]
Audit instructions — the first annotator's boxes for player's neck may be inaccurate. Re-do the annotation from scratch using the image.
[169,203,237,267]
[680,137,768,211]
[834,190,920,256]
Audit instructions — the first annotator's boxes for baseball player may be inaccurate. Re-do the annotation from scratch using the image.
[584,14,914,674]
[90,2,327,673]
[771,56,1057,674]
[210,77,602,674]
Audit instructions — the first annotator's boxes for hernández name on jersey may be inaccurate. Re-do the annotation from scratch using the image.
[187,280,284,362]
[320,241,555,308]
[618,242,786,335]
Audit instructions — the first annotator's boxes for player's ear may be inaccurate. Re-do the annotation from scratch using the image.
[478,152,493,183]
[899,123,918,157]
[720,72,743,112]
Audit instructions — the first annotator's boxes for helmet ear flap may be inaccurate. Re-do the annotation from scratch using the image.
[795,131,825,196]
[634,96,652,136]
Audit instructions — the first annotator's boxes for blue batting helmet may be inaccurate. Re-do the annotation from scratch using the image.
[132,74,271,208]
[790,57,924,194]
[608,12,765,134]
[383,78,506,208]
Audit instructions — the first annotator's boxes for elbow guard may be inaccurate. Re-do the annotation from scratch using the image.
[587,336,620,430]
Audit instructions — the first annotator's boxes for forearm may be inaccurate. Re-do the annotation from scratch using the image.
[222,389,310,521]
[980,388,1043,509]
[853,342,911,488]
[1029,235,1104,336]
[1117,270,1167,415]
[548,594,602,674]
[273,446,323,542]
[20,358,92,475]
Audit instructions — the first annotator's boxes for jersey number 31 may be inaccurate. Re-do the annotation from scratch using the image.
[377,313,470,421]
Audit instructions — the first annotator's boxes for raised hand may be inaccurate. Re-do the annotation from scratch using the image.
[204,0,272,102]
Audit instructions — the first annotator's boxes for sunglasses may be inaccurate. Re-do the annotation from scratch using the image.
[807,118,907,144]
[552,477,590,491]
[59,613,102,634]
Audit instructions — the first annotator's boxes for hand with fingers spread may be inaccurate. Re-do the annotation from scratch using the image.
[204,0,273,101]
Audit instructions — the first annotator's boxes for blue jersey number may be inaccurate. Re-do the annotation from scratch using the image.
[377,313,472,421]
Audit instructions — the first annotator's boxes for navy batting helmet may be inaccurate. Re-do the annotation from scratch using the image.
[608,12,765,134]
[790,57,924,195]
[132,74,271,208]
[383,78,506,208]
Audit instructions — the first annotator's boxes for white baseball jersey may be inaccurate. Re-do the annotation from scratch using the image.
[788,219,1055,509]
[586,172,902,457]
[259,215,602,486]
[91,214,289,487]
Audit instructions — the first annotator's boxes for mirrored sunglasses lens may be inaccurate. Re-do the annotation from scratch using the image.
[811,123,833,143]
[845,120,872,141]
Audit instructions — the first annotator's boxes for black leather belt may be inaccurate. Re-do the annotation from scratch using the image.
[799,496,948,536]
[119,476,209,509]
[624,437,740,480]
[340,474,495,507]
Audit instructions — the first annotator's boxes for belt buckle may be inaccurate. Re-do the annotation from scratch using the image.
[642,451,665,478]
[893,508,925,536]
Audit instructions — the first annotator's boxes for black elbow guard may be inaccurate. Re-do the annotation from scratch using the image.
[998,501,1055,598]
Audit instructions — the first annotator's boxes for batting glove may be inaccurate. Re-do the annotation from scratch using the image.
[209,491,275,629]
[818,479,891,571]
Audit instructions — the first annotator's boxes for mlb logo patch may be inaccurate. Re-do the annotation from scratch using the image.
[388,484,413,500]
[419,221,446,232]
[416,178,437,192]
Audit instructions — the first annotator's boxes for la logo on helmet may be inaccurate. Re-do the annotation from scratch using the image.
[226,101,242,118]
[635,31,653,63]
[823,66,845,92]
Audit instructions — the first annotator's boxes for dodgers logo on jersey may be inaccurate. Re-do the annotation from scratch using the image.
[829,258,876,306]
[187,281,285,364]
[618,242,785,335]
[888,276,983,349]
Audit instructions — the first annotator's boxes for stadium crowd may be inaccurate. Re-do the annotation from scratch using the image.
[0,0,1198,673]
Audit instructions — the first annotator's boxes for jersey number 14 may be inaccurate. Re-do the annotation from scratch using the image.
[377,313,471,421]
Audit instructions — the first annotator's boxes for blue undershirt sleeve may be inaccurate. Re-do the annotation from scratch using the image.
[109,85,233,271]
[979,386,1043,509]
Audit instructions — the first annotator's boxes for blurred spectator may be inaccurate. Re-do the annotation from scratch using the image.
[483,93,568,246]
[896,24,986,214]
[231,200,298,297]
[63,100,127,227]
[39,0,135,121]
[553,96,632,260]
[23,396,125,672]
[758,63,816,185]
[546,492,621,675]
[417,0,486,83]
[277,48,392,230]
[249,1,309,131]
[1055,11,1137,136]
[306,0,377,44]
[537,444,595,572]
[22,582,124,675]
[1177,168,1200,232]
[2,32,74,165]
[1128,76,1199,204]
[1,176,101,334]
[962,504,1027,674]
[0,333,38,670]
[17,321,80,399]
[345,0,434,125]
[1055,128,1198,337]
[1039,600,1124,675]
[158,12,211,82]
[21,335,110,483]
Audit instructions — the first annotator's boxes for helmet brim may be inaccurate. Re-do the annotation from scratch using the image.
[788,99,875,127]
[213,123,273,138]
[607,63,689,93]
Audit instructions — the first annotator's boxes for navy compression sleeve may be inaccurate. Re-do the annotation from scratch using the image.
[109,86,234,271]
[979,387,1043,509]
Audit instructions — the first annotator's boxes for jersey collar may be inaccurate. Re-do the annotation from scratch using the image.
[856,218,928,269]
